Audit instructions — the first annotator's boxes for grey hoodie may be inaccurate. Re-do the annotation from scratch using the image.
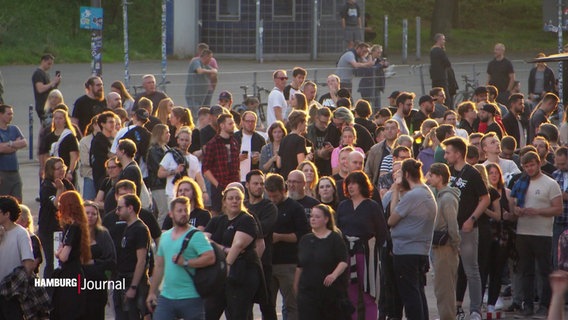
[433,185,461,249]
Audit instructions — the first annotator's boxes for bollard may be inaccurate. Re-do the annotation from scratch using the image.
[416,17,421,61]
[402,19,408,64]
[28,105,33,160]
[384,15,389,54]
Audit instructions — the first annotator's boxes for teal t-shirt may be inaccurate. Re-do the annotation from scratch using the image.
[157,226,213,299]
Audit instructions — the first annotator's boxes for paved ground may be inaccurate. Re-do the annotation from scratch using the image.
[2,56,563,319]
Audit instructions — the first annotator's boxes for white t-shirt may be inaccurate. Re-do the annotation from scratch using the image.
[392,113,409,135]
[483,157,521,186]
[110,125,135,153]
[0,225,34,280]
[516,174,562,237]
[267,87,287,126]
[160,152,202,198]
[240,133,253,182]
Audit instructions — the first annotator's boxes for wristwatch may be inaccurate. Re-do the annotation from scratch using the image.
[470,215,477,222]
[183,259,189,267]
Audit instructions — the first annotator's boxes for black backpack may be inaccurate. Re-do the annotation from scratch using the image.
[176,229,227,297]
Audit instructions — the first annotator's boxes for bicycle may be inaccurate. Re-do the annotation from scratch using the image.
[453,73,480,107]
[234,85,270,126]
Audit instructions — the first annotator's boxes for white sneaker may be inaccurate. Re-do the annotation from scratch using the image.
[469,311,482,320]
[495,296,504,310]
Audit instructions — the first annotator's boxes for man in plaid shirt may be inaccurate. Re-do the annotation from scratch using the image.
[552,146,568,269]
[202,113,240,214]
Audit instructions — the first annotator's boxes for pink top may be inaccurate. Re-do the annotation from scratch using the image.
[331,146,364,169]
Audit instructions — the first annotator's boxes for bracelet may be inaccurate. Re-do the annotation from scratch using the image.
[8,141,13,147]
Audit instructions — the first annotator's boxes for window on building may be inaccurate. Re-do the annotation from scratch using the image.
[217,0,240,21]
[273,0,295,21]
[320,0,335,18]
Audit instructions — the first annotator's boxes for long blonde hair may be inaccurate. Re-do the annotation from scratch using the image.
[44,89,64,114]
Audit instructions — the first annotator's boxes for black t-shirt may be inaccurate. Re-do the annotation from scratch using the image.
[41,131,79,168]
[72,95,108,134]
[272,198,310,265]
[161,208,212,231]
[297,231,348,293]
[38,179,75,233]
[449,164,489,228]
[32,68,50,117]
[103,209,161,250]
[119,126,151,164]
[117,162,143,197]
[487,58,514,93]
[199,125,217,148]
[116,219,150,274]
[61,223,82,268]
[133,91,168,114]
[480,187,501,228]
[30,234,42,274]
[485,122,504,140]
[91,132,113,190]
[279,133,307,179]
[296,196,321,220]
[206,212,260,247]
[307,124,332,177]
[246,199,278,266]
[336,198,387,247]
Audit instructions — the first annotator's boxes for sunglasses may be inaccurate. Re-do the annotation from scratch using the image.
[277,77,288,81]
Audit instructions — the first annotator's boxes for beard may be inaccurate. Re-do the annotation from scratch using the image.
[288,190,303,200]
[173,215,189,227]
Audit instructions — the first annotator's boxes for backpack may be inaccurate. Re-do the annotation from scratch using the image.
[165,148,189,184]
[176,229,227,297]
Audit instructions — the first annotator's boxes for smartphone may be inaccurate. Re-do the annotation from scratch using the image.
[242,151,249,155]
[56,71,61,77]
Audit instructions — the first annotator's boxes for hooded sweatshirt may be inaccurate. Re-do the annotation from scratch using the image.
[433,185,461,249]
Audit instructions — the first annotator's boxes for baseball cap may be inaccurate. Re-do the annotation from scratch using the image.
[389,91,401,99]
[134,108,149,121]
[480,103,498,115]
[219,91,232,101]
[209,105,224,116]
[418,95,433,105]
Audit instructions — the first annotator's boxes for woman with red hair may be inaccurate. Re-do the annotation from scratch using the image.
[51,190,92,320]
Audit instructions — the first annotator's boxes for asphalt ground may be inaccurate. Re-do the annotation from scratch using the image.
[2,56,562,319]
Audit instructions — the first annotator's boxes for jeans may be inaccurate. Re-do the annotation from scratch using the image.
[456,228,482,314]
[516,234,553,309]
[153,296,204,320]
[393,254,429,320]
[82,177,97,200]
[552,223,568,269]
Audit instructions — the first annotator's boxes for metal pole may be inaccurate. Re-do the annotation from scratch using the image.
[384,15,388,54]
[558,0,564,106]
[160,0,167,90]
[419,65,425,95]
[91,0,103,76]
[259,19,264,64]
[402,19,408,64]
[256,0,261,62]
[311,0,318,60]
[123,0,129,88]
[416,17,421,61]
[28,105,33,160]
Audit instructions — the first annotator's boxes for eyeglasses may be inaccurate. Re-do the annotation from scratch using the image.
[121,236,127,248]
[116,205,123,211]
[277,77,288,81]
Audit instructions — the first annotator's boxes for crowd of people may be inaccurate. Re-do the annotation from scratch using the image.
[1,34,568,320]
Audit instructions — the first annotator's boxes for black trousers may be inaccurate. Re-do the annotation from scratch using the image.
[393,254,429,320]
